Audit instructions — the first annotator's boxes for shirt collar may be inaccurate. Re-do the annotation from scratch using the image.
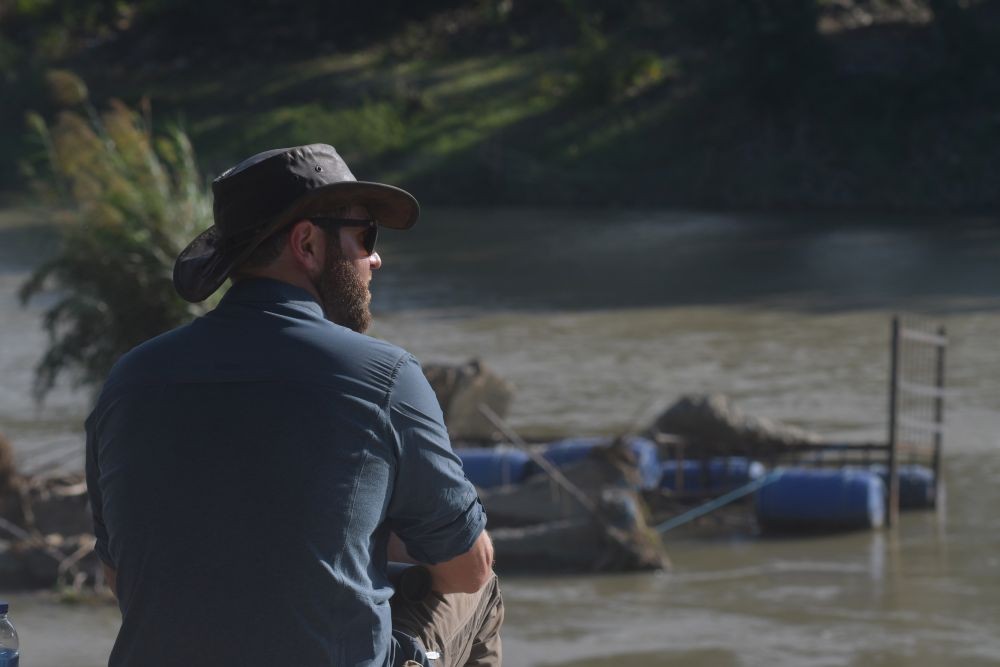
[219,277,325,319]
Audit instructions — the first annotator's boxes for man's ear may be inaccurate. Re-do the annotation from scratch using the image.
[286,220,324,275]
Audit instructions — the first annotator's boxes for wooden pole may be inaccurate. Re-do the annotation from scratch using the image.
[886,316,900,527]
[931,325,947,502]
[477,404,636,549]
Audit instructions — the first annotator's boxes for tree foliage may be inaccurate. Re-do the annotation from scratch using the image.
[19,73,213,400]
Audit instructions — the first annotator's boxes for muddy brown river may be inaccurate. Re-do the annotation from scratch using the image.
[1,206,998,666]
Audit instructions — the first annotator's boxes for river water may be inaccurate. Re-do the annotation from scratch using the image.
[1,206,998,666]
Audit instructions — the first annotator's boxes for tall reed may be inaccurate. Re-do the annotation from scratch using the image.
[20,71,214,400]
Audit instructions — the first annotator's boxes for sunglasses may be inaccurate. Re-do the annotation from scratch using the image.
[309,217,378,256]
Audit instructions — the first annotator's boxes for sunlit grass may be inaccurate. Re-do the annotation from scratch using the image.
[62,46,686,205]
[251,51,384,100]
[177,50,566,183]
[193,100,408,164]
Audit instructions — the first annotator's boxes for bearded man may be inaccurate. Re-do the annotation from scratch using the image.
[85,144,502,667]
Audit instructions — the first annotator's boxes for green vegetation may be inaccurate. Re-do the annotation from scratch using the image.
[5,1,997,396]
[19,75,213,399]
[3,1,1000,212]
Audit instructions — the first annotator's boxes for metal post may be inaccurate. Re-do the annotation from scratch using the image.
[886,316,900,527]
[931,325,947,503]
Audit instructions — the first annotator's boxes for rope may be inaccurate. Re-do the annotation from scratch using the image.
[654,470,784,535]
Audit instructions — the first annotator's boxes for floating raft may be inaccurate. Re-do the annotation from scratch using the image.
[466,440,671,573]
[458,437,940,554]
[870,464,937,510]
[456,436,661,491]
[456,447,531,490]
[531,437,661,490]
[659,457,766,494]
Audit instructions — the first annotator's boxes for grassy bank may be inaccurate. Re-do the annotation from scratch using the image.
[5,2,1000,214]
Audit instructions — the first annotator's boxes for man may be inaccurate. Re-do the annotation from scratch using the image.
[85,144,503,666]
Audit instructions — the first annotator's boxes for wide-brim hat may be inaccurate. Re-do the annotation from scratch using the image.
[173,143,419,303]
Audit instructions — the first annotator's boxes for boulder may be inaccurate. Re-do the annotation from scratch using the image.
[12,474,93,537]
[480,439,670,573]
[423,359,514,442]
[481,455,626,527]
[490,488,668,573]
[647,394,820,455]
[0,540,29,590]
[9,533,100,589]
[0,470,101,590]
[0,432,15,496]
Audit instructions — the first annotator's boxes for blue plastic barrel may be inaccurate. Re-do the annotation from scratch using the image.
[532,436,662,489]
[755,468,886,531]
[869,464,937,510]
[456,447,531,489]
[659,457,765,493]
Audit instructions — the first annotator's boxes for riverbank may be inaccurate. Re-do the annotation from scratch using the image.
[4,3,1000,214]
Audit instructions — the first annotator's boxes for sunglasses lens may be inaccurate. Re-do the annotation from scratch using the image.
[310,218,377,255]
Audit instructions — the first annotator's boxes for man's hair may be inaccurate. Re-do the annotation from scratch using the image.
[234,227,292,273]
[232,204,353,274]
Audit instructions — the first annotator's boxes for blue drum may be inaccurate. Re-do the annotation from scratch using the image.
[755,468,886,531]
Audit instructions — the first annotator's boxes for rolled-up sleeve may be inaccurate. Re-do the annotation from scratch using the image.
[385,354,486,565]
[84,412,114,568]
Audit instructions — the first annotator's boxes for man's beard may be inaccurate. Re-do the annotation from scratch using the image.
[313,237,372,333]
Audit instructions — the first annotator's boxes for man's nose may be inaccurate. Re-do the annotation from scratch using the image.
[369,251,382,270]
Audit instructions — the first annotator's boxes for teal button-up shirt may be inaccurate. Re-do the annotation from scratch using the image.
[86,278,486,666]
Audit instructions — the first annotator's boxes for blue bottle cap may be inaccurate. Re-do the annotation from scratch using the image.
[0,602,6,614]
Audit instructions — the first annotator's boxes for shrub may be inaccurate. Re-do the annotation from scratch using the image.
[20,75,214,400]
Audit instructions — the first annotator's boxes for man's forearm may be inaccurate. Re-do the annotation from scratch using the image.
[425,530,494,595]
[388,530,494,594]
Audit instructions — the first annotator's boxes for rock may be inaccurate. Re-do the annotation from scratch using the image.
[0,434,26,533]
[480,440,670,573]
[490,488,668,573]
[16,538,62,587]
[0,541,30,590]
[479,445,636,528]
[0,487,22,535]
[423,359,514,442]
[19,474,93,536]
[0,468,102,590]
[647,394,821,455]
[9,533,99,589]
[0,432,15,496]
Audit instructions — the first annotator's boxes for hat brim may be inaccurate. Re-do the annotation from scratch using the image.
[173,180,419,303]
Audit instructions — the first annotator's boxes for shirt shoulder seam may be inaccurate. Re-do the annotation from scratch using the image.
[379,352,413,458]
[383,351,412,409]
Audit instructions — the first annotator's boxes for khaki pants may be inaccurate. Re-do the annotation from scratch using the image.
[391,574,504,667]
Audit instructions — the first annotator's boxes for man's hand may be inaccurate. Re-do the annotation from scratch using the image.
[390,530,494,595]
